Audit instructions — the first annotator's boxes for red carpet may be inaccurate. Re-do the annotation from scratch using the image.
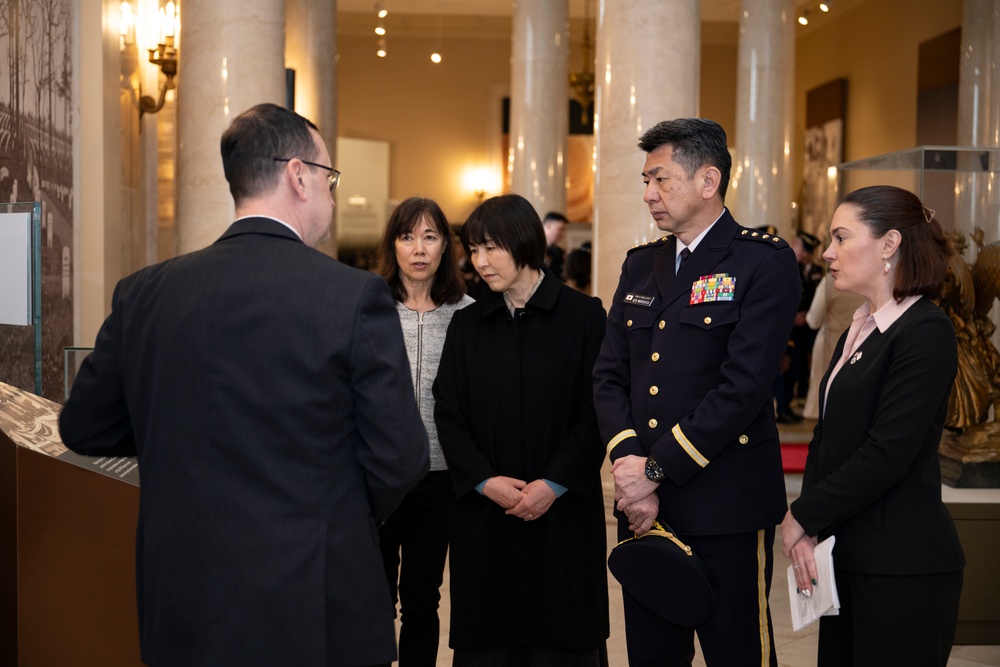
[780,443,808,473]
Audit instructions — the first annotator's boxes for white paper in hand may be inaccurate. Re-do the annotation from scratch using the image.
[788,535,840,632]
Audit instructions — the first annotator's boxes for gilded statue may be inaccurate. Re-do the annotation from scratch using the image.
[937,228,1000,476]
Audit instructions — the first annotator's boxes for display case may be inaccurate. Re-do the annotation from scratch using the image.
[838,146,1000,252]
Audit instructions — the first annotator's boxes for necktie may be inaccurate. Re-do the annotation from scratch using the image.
[676,247,691,275]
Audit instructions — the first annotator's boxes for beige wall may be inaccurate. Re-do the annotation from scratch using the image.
[794,0,963,179]
[337,15,513,226]
[336,15,742,228]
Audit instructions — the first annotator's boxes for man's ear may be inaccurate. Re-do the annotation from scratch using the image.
[699,166,721,201]
[283,159,309,200]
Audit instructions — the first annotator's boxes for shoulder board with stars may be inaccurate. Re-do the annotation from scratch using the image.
[626,235,670,256]
[737,227,789,249]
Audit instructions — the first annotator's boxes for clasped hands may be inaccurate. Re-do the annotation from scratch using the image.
[483,476,556,521]
[612,455,660,534]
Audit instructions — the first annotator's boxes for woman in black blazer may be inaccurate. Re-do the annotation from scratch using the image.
[781,185,965,667]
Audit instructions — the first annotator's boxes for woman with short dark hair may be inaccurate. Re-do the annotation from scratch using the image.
[434,194,610,666]
[374,196,473,667]
[781,185,965,667]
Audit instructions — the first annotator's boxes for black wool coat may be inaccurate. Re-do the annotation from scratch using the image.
[433,272,610,652]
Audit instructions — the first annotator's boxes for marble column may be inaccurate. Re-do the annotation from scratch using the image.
[729,0,795,236]
[287,0,338,256]
[175,0,286,254]
[593,0,699,305]
[509,0,568,217]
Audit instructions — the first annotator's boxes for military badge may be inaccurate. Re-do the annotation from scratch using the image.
[689,274,736,305]
[624,293,655,307]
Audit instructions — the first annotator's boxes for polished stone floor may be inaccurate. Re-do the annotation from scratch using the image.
[412,438,1000,666]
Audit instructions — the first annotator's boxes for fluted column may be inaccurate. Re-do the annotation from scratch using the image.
[509,0,568,217]
[176,0,286,254]
[287,0,338,256]
[729,0,795,236]
[593,0,699,305]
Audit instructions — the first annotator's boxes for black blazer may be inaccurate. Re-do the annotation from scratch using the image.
[593,210,801,535]
[791,296,965,575]
[60,218,429,666]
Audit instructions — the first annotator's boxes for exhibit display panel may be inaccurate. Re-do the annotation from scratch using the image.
[0,203,42,395]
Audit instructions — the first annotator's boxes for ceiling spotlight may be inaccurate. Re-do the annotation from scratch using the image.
[375,2,387,19]
[430,51,442,64]
[375,24,385,36]
[377,47,387,58]
[819,0,832,10]
[376,35,387,58]
[798,9,810,25]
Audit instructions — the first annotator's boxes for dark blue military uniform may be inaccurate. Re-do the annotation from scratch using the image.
[594,209,800,666]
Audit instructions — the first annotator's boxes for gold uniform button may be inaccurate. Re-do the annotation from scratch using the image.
[658,320,666,330]
[627,319,633,327]
[739,434,749,445]
[648,419,658,429]
[649,386,658,396]
[651,352,660,362]
[703,316,712,325]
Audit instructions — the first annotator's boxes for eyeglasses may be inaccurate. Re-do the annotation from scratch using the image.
[273,157,341,192]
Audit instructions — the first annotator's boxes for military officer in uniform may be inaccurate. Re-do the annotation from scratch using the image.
[593,118,800,666]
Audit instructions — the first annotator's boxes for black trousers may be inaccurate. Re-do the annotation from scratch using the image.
[817,568,963,667]
[378,470,454,667]
[619,526,778,667]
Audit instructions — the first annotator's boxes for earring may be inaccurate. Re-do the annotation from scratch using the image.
[882,255,890,275]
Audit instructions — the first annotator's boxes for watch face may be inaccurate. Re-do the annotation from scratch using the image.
[645,458,664,482]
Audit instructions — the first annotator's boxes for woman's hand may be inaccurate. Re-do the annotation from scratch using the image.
[780,509,806,557]
[505,479,557,521]
[781,510,819,596]
[789,536,820,597]
[483,476,526,509]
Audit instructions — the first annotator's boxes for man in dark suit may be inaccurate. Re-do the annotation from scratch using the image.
[593,118,800,666]
[59,103,429,667]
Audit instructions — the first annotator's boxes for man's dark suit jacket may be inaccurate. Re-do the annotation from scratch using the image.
[791,296,965,575]
[593,210,801,535]
[59,217,429,667]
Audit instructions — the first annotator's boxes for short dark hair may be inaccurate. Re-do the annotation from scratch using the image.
[638,118,732,200]
[543,211,568,224]
[565,245,592,290]
[220,103,320,205]
[840,185,953,300]
[461,194,546,271]
[375,197,466,305]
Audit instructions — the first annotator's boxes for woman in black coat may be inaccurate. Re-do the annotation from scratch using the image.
[433,194,609,666]
[781,186,965,667]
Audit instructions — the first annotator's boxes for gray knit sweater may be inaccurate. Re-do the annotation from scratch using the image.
[396,295,475,470]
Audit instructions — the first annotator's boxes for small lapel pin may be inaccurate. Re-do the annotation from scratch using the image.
[850,351,863,365]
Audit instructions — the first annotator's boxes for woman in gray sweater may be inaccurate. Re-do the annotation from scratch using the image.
[375,197,474,666]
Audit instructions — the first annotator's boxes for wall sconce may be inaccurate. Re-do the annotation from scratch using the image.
[463,166,501,204]
[120,1,179,118]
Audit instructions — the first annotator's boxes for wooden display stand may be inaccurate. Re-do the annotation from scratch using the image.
[0,389,142,666]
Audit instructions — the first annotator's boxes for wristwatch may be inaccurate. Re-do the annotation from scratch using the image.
[644,456,665,484]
